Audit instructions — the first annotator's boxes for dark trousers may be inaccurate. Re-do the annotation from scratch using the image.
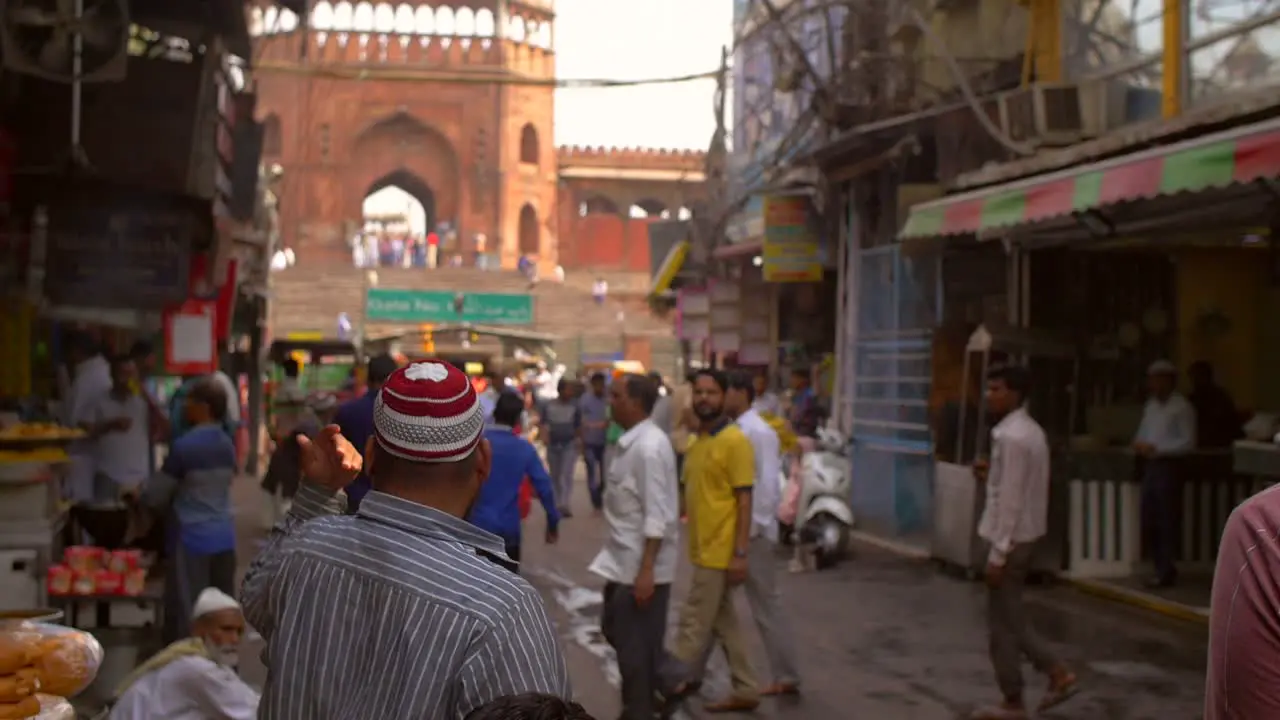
[583,443,606,509]
[602,582,671,720]
[1141,458,1178,581]
[988,542,1058,700]
[164,543,236,644]
[505,542,521,567]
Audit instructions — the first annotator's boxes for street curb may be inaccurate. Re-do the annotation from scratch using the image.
[1057,575,1210,626]
[849,529,931,561]
[848,530,1211,626]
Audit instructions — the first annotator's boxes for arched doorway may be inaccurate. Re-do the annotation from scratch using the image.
[518,204,540,256]
[358,169,436,268]
[578,195,620,216]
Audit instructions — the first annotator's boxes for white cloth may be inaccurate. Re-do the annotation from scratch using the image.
[193,587,240,619]
[977,407,1051,566]
[108,655,259,720]
[65,355,113,503]
[1134,392,1196,455]
[211,371,241,424]
[752,392,781,417]
[737,408,782,541]
[90,392,151,490]
[589,419,680,585]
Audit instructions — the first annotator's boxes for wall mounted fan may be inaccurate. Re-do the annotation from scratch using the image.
[1,0,129,82]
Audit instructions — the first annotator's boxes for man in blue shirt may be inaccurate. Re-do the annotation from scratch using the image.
[333,354,398,512]
[468,392,560,568]
[144,377,238,644]
[579,372,610,511]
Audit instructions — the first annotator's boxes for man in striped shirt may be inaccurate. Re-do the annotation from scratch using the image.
[241,360,572,719]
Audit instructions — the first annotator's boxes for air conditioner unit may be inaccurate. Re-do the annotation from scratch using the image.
[1075,78,1129,136]
[996,80,1133,146]
[997,83,1085,147]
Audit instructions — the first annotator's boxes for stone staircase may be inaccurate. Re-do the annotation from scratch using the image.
[269,265,671,351]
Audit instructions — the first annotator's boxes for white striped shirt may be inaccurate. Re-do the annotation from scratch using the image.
[240,484,571,719]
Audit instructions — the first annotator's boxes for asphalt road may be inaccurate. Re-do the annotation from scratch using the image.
[233,473,1209,720]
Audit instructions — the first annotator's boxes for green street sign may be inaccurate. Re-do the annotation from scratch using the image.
[365,288,534,325]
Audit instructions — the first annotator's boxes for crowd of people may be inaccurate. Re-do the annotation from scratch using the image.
[57,335,1101,719]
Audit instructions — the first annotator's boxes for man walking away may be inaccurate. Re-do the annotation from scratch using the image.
[333,354,398,512]
[540,379,581,517]
[590,374,679,720]
[660,369,759,715]
[724,372,801,696]
[1133,359,1195,589]
[241,361,571,718]
[469,392,560,566]
[579,373,610,512]
[970,365,1077,720]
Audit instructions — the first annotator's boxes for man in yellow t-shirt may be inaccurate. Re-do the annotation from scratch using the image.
[659,369,760,714]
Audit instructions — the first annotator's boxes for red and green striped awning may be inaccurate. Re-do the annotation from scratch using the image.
[900,116,1280,240]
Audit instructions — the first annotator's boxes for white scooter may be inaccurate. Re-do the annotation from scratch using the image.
[785,427,855,570]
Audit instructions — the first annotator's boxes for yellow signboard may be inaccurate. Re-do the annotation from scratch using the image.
[762,196,822,283]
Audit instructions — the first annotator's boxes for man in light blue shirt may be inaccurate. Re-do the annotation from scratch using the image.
[578,373,610,511]
[1133,359,1196,589]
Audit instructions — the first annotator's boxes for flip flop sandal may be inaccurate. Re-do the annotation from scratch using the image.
[761,683,801,697]
[968,706,1029,720]
[1037,679,1081,712]
[655,680,701,718]
[703,697,761,714]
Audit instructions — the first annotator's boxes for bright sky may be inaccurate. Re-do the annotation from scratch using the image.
[553,0,733,150]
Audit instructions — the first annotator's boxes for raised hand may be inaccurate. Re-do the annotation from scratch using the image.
[297,425,363,491]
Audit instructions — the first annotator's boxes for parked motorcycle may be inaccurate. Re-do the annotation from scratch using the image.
[786,427,854,569]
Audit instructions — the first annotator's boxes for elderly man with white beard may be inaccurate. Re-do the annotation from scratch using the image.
[108,588,258,719]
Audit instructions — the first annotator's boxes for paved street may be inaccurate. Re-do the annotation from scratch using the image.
[232,472,1208,719]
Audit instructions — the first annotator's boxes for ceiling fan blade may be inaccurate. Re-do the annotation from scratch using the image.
[39,30,70,71]
[8,7,60,27]
[79,16,119,49]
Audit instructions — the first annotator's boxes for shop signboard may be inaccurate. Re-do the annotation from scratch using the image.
[365,288,534,325]
[44,182,204,310]
[762,195,822,282]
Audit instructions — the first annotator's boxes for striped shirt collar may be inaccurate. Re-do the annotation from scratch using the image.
[356,490,507,559]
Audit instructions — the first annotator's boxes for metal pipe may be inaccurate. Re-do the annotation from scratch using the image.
[1092,6,1280,82]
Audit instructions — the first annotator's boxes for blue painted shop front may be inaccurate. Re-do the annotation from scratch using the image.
[849,244,940,541]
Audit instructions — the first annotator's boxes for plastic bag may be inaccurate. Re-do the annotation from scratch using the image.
[32,694,75,720]
[0,622,103,702]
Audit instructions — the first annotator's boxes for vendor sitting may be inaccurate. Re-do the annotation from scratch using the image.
[109,587,258,720]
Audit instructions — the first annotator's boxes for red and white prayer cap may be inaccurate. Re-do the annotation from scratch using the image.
[373,361,485,462]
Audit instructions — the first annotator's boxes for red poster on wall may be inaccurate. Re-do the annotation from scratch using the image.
[164,299,217,375]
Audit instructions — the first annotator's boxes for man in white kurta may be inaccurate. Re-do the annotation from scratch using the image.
[110,588,258,720]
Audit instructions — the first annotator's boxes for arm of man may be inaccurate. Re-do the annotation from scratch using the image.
[176,658,261,720]
[457,592,573,716]
[987,439,1033,567]
[239,482,348,641]
[757,426,782,519]
[525,443,561,531]
[1171,397,1198,453]
[636,440,679,579]
[728,434,755,582]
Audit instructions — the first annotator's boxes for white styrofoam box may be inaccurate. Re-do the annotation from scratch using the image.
[0,549,41,611]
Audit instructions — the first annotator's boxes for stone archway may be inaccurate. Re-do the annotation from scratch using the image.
[346,112,460,229]
[364,169,436,230]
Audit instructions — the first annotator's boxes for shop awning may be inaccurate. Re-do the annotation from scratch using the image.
[900,115,1280,240]
[649,240,689,296]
